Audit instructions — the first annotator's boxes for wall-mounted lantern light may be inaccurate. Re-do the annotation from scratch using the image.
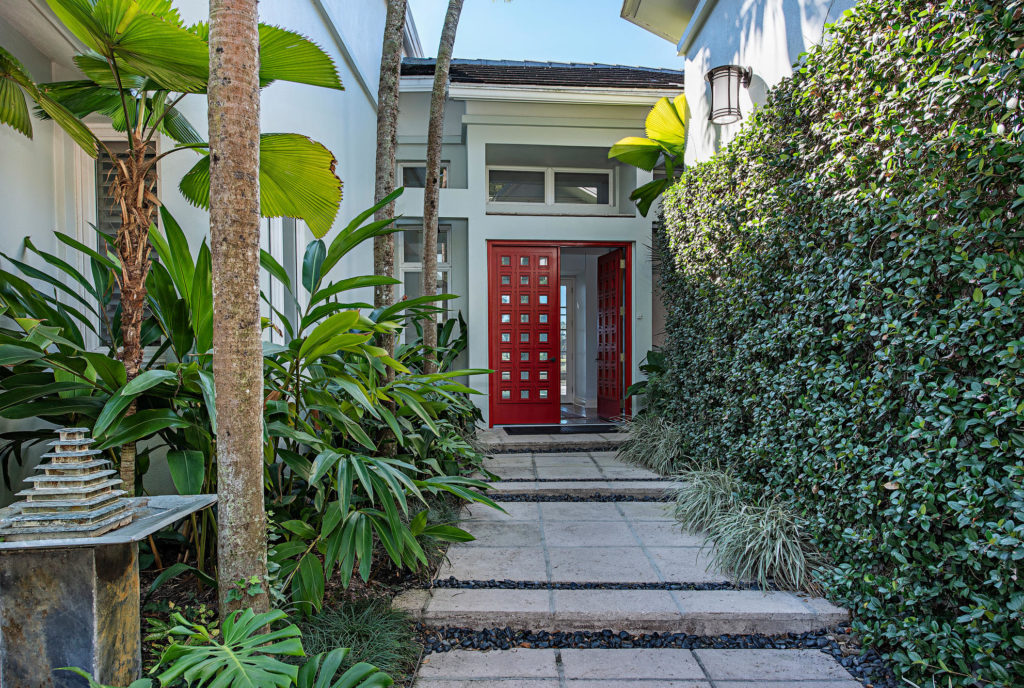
[705,65,752,125]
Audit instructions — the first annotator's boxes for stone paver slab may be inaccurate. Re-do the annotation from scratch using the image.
[438,546,547,580]
[419,589,552,628]
[631,521,708,548]
[715,682,862,688]
[417,682,559,688]
[543,520,637,547]
[646,547,723,581]
[540,502,624,522]
[458,522,544,548]
[560,649,704,680]
[463,502,539,522]
[565,682,709,687]
[535,464,605,480]
[599,465,663,480]
[617,501,673,521]
[548,546,659,582]
[695,649,856,682]
[551,590,681,627]
[417,648,558,680]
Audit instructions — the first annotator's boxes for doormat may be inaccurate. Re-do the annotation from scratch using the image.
[502,424,619,435]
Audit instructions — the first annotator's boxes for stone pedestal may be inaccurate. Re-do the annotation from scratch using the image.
[0,495,216,688]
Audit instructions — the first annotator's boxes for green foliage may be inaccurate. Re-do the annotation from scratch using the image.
[154,609,303,688]
[608,94,688,216]
[0,192,495,598]
[69,609,394,688]
[298,599,419,680]
[654,0,1024,684]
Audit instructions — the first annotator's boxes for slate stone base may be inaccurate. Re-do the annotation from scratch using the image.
[0,542,140,688]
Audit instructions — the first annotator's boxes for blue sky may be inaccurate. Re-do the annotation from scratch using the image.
[408,0,682,70]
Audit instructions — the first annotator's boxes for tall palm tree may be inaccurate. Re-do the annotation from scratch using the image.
[0,0,344,489]
[208,0,267,615]
[421,0,464,373]
[374,0,408,371]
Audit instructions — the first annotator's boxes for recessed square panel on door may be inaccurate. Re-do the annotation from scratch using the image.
[488,244,560,425]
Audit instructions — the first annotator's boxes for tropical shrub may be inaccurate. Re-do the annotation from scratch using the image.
[0,193,495,597]
[0,0,346,489]
[653,0,1023,684]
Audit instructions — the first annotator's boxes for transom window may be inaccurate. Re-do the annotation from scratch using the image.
[487,167,614,207]
[399,162,449,189]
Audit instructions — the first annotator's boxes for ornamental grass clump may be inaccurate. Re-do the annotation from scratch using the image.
[670,468,742,532]
[671,470,821,592]
[705,500,823,594]
[618,413,686,474]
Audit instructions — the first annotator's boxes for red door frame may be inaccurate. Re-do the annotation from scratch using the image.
[487,240,633,426]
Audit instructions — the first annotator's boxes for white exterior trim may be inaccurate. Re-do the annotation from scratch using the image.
[400,77,680,105]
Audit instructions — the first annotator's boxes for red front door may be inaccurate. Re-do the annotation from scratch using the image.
[488,244,560,425]
[597,249,625,420]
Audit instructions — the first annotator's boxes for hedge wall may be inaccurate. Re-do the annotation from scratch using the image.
[655,1,1023,685]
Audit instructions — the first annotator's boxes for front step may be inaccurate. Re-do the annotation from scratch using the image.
[488,480,668,498]
[396,587,848,635]
[476,427,627,453]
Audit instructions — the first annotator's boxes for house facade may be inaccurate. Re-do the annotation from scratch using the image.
[393,60,684,426]
[621,0,856,163]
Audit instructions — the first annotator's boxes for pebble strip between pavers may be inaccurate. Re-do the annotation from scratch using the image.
[407,449,860,687]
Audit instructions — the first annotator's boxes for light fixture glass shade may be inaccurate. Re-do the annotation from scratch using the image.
[705,65,752,125]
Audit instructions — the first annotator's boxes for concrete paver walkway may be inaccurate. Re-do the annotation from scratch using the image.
[417,647,863,687]
[405,446,858,686]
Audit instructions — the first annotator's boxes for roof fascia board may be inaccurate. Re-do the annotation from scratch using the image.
[460,114,651,130]
[400,79,680,105]
[450,83,679,104]
[678,0,719,55]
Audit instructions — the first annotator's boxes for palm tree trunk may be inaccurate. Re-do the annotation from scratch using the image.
[374,0,407,371]
[422,0,463,375]
[209,0,269,616]
[113,130,158,492]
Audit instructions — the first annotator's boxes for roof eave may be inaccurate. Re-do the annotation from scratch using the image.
[619,0,698,46]
[400,78,682,105]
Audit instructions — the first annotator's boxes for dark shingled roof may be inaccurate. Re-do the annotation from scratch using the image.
[402,58,684,89]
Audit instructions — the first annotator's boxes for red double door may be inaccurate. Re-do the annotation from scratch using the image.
[488,244,628,426]
[597,249,626,420]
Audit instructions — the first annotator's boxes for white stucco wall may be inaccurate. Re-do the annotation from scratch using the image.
[679,0,856,163]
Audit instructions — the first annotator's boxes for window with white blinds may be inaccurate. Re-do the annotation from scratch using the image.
[94,141,156,347]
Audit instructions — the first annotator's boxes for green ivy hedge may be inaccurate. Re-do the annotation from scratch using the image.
[655,1,1023,685]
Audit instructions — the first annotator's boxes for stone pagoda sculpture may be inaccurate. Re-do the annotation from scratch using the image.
[0,426,133,541]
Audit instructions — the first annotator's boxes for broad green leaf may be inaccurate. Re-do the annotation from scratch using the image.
[608,136,663,171]
[167,449,205,494]
[94,408,189,449]
[179,133,343,238]
[645,93,688,151]
[303,239,326,293]
[122,369,176,396]
[258,25,343,90]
